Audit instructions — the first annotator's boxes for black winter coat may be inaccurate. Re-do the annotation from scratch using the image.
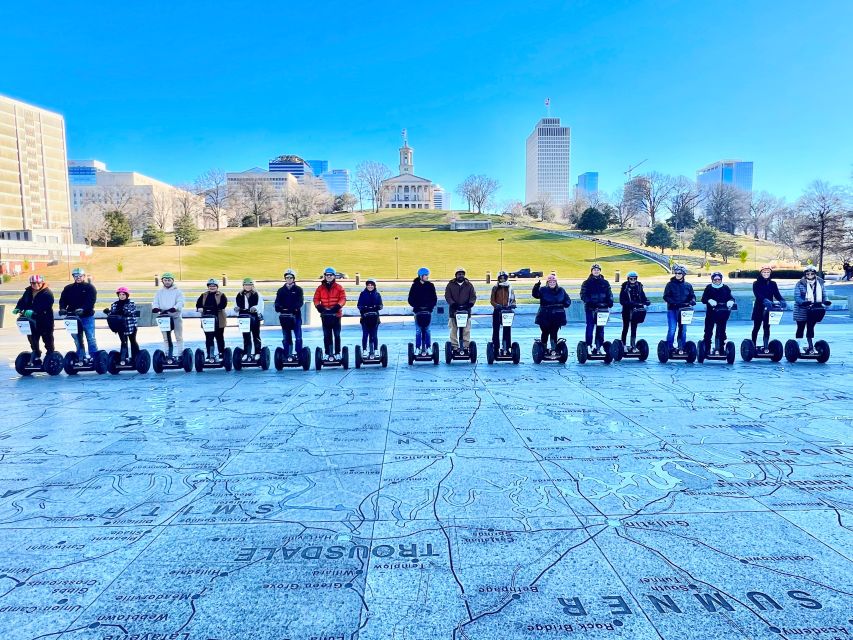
[408,278,437,311]
[58,282,97,316]
[16,287,55,331]
[663,277,696,310]
[619,281,650,309]
[751,277,785,321]
[532,282,572,327]
[274,284,304,318]
[701,284,734,307]
[580,276,613,309]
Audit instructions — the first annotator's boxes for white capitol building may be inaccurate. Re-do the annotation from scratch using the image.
[380,131,436,209]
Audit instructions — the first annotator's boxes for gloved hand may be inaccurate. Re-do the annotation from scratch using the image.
[315,305,323,313]
[167,308,177,313]
[75,308,84,315]
[12,308,19,315]
[249,306,257,313]
[233,306,240,313]
[103,308,111,314]
[449,304,458,314]
[330,304,341,313]
[824,300,832,307]
[708,300,717,307]
[726,300,735,309]
[779,301,788,310]
[196,308,203,314]
[152,307,161,313]
[23,310,33,319]
[763,298,773,309]
[58,309,67,316]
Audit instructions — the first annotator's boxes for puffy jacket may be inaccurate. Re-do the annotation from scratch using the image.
[15,286,55,331]
[444,278,477,310]
[152,286,185,313]
[196,291,228,328]
[490,284,516,309]
[107,299,138,334]
[407,278,437,311]
[532,281,572,327]
[358,289,383,325]
[235,290,265,318]
[580,276,613,310]
[701,284,734,308]
[793,276,828,322]
[59,282,97,317]
[313,281,347,318]
[751,277,785,321]
[619,281,650,309]
[274,284,304,318]
[663,277,696,310]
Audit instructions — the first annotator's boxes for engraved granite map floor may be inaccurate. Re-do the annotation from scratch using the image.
[1,317,851,640]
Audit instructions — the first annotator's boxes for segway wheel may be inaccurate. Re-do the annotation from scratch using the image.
[697,341,706,364]
[181,349,194,373]
[486,342,495,365]
[223,348,233,372]
[407,343,415,366]
[93,351,109,375]
[637,339,649,362]
[721,341,734,365]
[45,352,64,376]
[815,340,830,363]
[63,351,79,375]
[784,340,799,363]
[14,352,31,376]
[657,341,669,363]
[532,341,543,364]
[314,347,323,370]
[740,339,755,362]
[232,347,244,371]
[576,341,588,364]
[341,346,349,370]
[194,349,205,372]
[469,341,477,364]
[300,347,311,371]
[511,342,521,365]
[610,339,624,362]
[380,344,388,368]
[355,345,363,369]
[259,347,271,370]
[107,351,121,375]
[558,341,569,364]
[274,347,285,371]
[769,339,784,363]
[685,342,697,364]
[432,342,440,365]
[153,350,165,374]
[602,341,613,365]
[136,350,151,374]
[445,341,452,364]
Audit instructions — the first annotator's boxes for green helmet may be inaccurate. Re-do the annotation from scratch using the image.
[206,278,218,286]
[161,272,175,280]
[71,267,85,277]
[242,277,254,285]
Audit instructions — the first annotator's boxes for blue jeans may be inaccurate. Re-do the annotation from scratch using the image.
[282,323,303,358]
[73,315,98,359]
[415,325,431,349]
[584,309,605,347]
[666,310,685,350]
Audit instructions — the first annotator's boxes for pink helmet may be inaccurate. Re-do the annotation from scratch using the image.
[29,274,44,285]
[116,286,130,296]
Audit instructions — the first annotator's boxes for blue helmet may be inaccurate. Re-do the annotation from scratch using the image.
[323,267,336,275]
[627,271,638,278]
[417,267,429,277]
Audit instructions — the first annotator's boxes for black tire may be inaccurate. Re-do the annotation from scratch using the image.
[45,352,64,376]
[725,342,736,365]
[445,341,452,364]
[769,340,784,363]
[486,342,495,365]
[300,347,310,371]
[685,342,697,364]
[93,351,109,375]
[576,341,588,364]
[64,351,79,375]
[194,349,205,372]
[532,341,543,364]
[637,339,649,362]
[469,341,477,364]
[259,347,270,370]
[274,347,285,371]
[657,341,669,363]
[232,347,244,371]
[15,352,31,376]
[610,339,624,362]
[380,344,388,368]
[602,341,613,365]
[315,347,323,371]
[153,350,165,374]
[181,349,194,373]
[558,341,569,364]
[135,350,151,374]
[341,346,349,370]
[697,341,707,364]
[432,342,439,365]
[815,340,830,363]
[511,342,521,365]
[107,351,121,375]
[223,348,233,372]
[784,339,799,363]
[740,339,754,362]
[355,345,362,369]
[407,343,415,366]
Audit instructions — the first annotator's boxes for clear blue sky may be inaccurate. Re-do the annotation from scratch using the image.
[3,0,852,205]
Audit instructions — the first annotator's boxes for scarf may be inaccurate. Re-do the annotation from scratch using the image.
[804,279,822,303]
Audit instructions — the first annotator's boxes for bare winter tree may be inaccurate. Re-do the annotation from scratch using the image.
[285,179,332,227]
[702,183,748,233]
[147,191,174,231]
[528,193,555,222]
[351,175,368,212]
[796,180,851,272]
[356,161,391,212]
[767,205,802,260]
[665,177,703,231]
[561,195,588,225]
[457,174,499,214]
[625,172,676,227]
[747,191,784,239]
[607,189,637,229]
[77,205,108,246]
[195,169,229,230]
[456,176,475,212]
[174,184,203,229]
[234,178,276,227]
[80,185,145,235]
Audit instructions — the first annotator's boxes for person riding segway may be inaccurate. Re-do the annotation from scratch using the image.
[487,271,520,364]
[611,271,651,362]
[151,272,192,373]
[658,265,698,363]
[697,272,737,364]
[59,267,108,374]
[531,274,571,364]
[232,277,270,370]
[194,278,232,372]
[273,269,310,371]
[578,264,614,364]
[356,279,387,368]
[785,265,832,363]
[407,267,439,365]
[741,265,787,362]
[13,275,63,376]
[444,267,478,364]
[104,287,151,374]
[313,267,349,370]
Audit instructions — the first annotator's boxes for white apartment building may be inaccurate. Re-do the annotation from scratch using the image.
[433,184,451,211]
[525,117,571,207]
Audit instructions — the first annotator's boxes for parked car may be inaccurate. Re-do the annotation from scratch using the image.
[509,268,543,278]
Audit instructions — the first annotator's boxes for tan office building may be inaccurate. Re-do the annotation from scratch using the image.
[0,95,71,237]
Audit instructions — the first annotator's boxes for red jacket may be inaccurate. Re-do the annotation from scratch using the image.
[313,281,347,317]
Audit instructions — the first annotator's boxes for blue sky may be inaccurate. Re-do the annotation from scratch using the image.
[3,0,852,204]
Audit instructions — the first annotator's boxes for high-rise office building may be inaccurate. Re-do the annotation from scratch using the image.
[576,171,599,198]
[525,117,571,206]
[0,95,71,237]
[308,160,328,178]
[320,169,350,196]
[696,160,753,193]
[433,185,451,211]
[269,155,314,182]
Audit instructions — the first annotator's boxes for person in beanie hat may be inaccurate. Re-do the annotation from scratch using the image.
[619,271,650,346]
[700,272,735,352]
[579,263,614,354]
[750,264,786,349]
[489,270,516,352]
[444,267,477,349]
[793,265,831,353]
[196,278,228,360]
[234,277,265,356]
[104,286,140,359]
[532,273,571,349]
[313,267,347,359]
[14,275,56,362]
[408,267,437,354]
[357,278,384,355]
[274,269,305,357]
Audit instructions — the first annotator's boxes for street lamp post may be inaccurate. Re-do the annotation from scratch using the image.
[64,226,72,279]
[394,236,400,279]
[498,238,505,271]
[286,236,292,270]
[176,236,183,281]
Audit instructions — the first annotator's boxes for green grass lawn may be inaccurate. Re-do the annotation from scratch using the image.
[28,226,665,283]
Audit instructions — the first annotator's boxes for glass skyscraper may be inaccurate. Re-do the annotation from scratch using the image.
[696,160,753,193]
[308,160,328,177]
[576,171,599,198]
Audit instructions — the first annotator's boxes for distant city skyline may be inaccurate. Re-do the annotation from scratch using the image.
[2,2,851,205]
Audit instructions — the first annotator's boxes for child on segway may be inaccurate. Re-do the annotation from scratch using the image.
[274,269,307,367]
[444,267,477,356]
[234,277,265,360]
[699,272,736,363]
[407,267,438,364]
[661,265,697,361]
[749,265,787,356]
[13,275,62,375]
[357,278,384,358]
[195,278,229,364]
[616,270,651,358]
[787,265,832,362]
[313,267,347,363]
[489,271,517,353]
[579,263,614,359]
[104,286,141,366]
[532,274,571,363]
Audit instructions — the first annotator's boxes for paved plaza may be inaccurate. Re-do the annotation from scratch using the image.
[1,316,852,639]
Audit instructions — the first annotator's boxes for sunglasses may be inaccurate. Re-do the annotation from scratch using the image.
[285,276,295,280]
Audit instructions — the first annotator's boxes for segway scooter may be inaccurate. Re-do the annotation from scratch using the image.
[445,306,477,364]
[194,314,233,372]
[13,316,64,376]
[577,304,613,364]
[105,310,151,374]
[657,305,698,363]
[355,311,388,368]
[232,312,270,371]
[60,310,109,375]
[784,303,832,363]
[315,310,349,370]
[740,303,785,362]
[486,306,521,365]
[697,303,737,365]
[274,312,310,371]
[408,309,439,365]
[609,306,650,362]
[151,311,193,373]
